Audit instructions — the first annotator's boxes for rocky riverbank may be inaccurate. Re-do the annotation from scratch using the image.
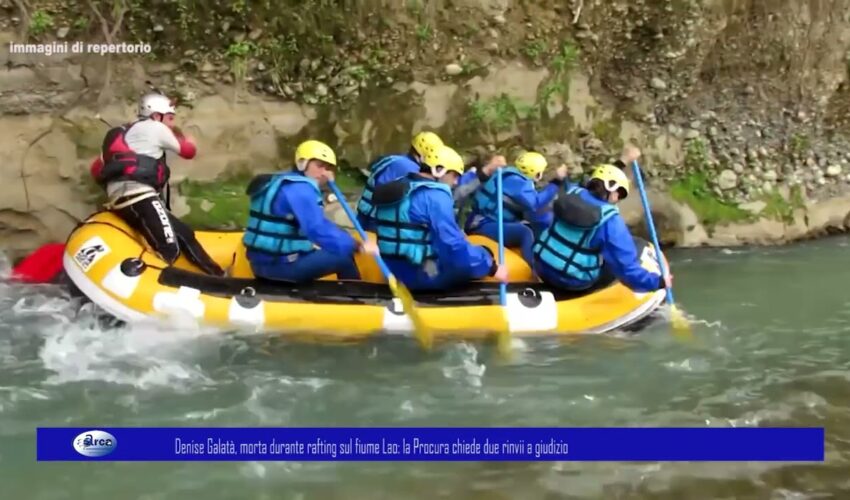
[2,0,850,261]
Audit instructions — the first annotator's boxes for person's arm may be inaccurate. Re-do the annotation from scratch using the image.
[279,184,358,256]
[153,121,196,159]
[424,190,495,278]
[598,215,664,293]
[453,176,481,204]
[89,156,104,180]
[505,175,561,214]
[458,169,478,186]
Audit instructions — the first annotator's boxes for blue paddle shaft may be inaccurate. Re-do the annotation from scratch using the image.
[495,169,507,306]
[327,181,394,280]
[630,161,675,305]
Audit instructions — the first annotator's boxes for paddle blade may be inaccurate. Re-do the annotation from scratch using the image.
[388,275,433,351]
[669,304,693,340]
[495,322,512,359]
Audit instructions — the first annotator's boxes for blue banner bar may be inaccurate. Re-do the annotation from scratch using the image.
[36,427,825,462]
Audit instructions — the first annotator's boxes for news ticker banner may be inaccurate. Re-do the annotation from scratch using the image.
[37,427,825,462]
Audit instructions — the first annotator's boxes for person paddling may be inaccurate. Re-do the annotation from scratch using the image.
[532,147,673,293]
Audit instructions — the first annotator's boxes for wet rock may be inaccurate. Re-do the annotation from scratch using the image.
[718,169,738,190]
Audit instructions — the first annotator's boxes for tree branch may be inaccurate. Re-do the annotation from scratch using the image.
[11,0,31,39]
[87,0,112,43]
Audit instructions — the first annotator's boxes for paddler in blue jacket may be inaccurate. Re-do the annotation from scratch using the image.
[243,139,378,283]
[356,131,445,231]
[370,144,509,291]
[532,148,673,293]
[465,151,567,267]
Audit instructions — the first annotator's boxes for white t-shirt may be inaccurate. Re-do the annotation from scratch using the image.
[106,119,183,201]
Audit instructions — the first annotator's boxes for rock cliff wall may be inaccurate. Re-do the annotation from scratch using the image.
[2,0,850,260]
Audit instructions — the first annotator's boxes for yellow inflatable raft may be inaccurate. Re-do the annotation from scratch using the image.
[62,211,666,340]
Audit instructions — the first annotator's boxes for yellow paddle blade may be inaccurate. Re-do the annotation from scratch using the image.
[494,317,512,359]
[669,304,693,341]
[388,275,433,351]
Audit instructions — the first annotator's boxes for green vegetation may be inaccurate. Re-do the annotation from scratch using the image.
[415,23,432,42]
[536,40,580,114]
[670,172,750,227]
[592,117,624,151]
[226,40,256,84]
[522,40,548,66]
[466,94,539,133]
[29,10,54,36]
[179,171,255,230]
[683,138,709,171]
[551,41,579,75]
[758,185,805,224]
[789,133,810,156]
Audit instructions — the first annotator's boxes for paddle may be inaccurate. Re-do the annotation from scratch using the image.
[494,168,512,355]
[630,160,692,339]
[326,180,434,350]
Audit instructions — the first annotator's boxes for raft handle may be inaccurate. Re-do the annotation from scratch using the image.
[120,258,146,277]
[517,287,542,308]
[234,286,260,309]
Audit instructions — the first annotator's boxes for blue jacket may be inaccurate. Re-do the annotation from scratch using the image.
[466,167,559,230]
[379,174,494,279]
[356,154,421,222]
[535,185,662,293]
[246,172,357,267]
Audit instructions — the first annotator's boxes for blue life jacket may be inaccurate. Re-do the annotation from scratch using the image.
[471,166,526,223]
[356,155,402,221]
[373,177,451,266]
[242,172,323,256]
[532,186,619,283]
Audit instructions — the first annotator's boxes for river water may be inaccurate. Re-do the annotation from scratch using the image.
[0,237,848,499]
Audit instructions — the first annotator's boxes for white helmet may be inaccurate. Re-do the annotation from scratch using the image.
[138,93,176,118]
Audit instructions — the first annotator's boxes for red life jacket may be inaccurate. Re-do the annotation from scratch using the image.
[92,120,171,189]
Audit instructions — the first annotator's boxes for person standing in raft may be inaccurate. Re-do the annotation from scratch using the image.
[242,140,379,283]
[371,144,509,291]
[532,147,673,293]
[464,151,568,268]
[356,131,445,231]
[89,92,225,276]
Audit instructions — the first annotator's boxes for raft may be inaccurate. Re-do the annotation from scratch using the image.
[62,211,666,340]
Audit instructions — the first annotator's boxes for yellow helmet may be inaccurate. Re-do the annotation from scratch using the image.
[589,164,630,199]
[411,131,443,158]
[515,151,548,180]
[422,145,464,178]
[294,140,337,171]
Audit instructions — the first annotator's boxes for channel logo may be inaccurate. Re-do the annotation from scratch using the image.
[73,430,117,458]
